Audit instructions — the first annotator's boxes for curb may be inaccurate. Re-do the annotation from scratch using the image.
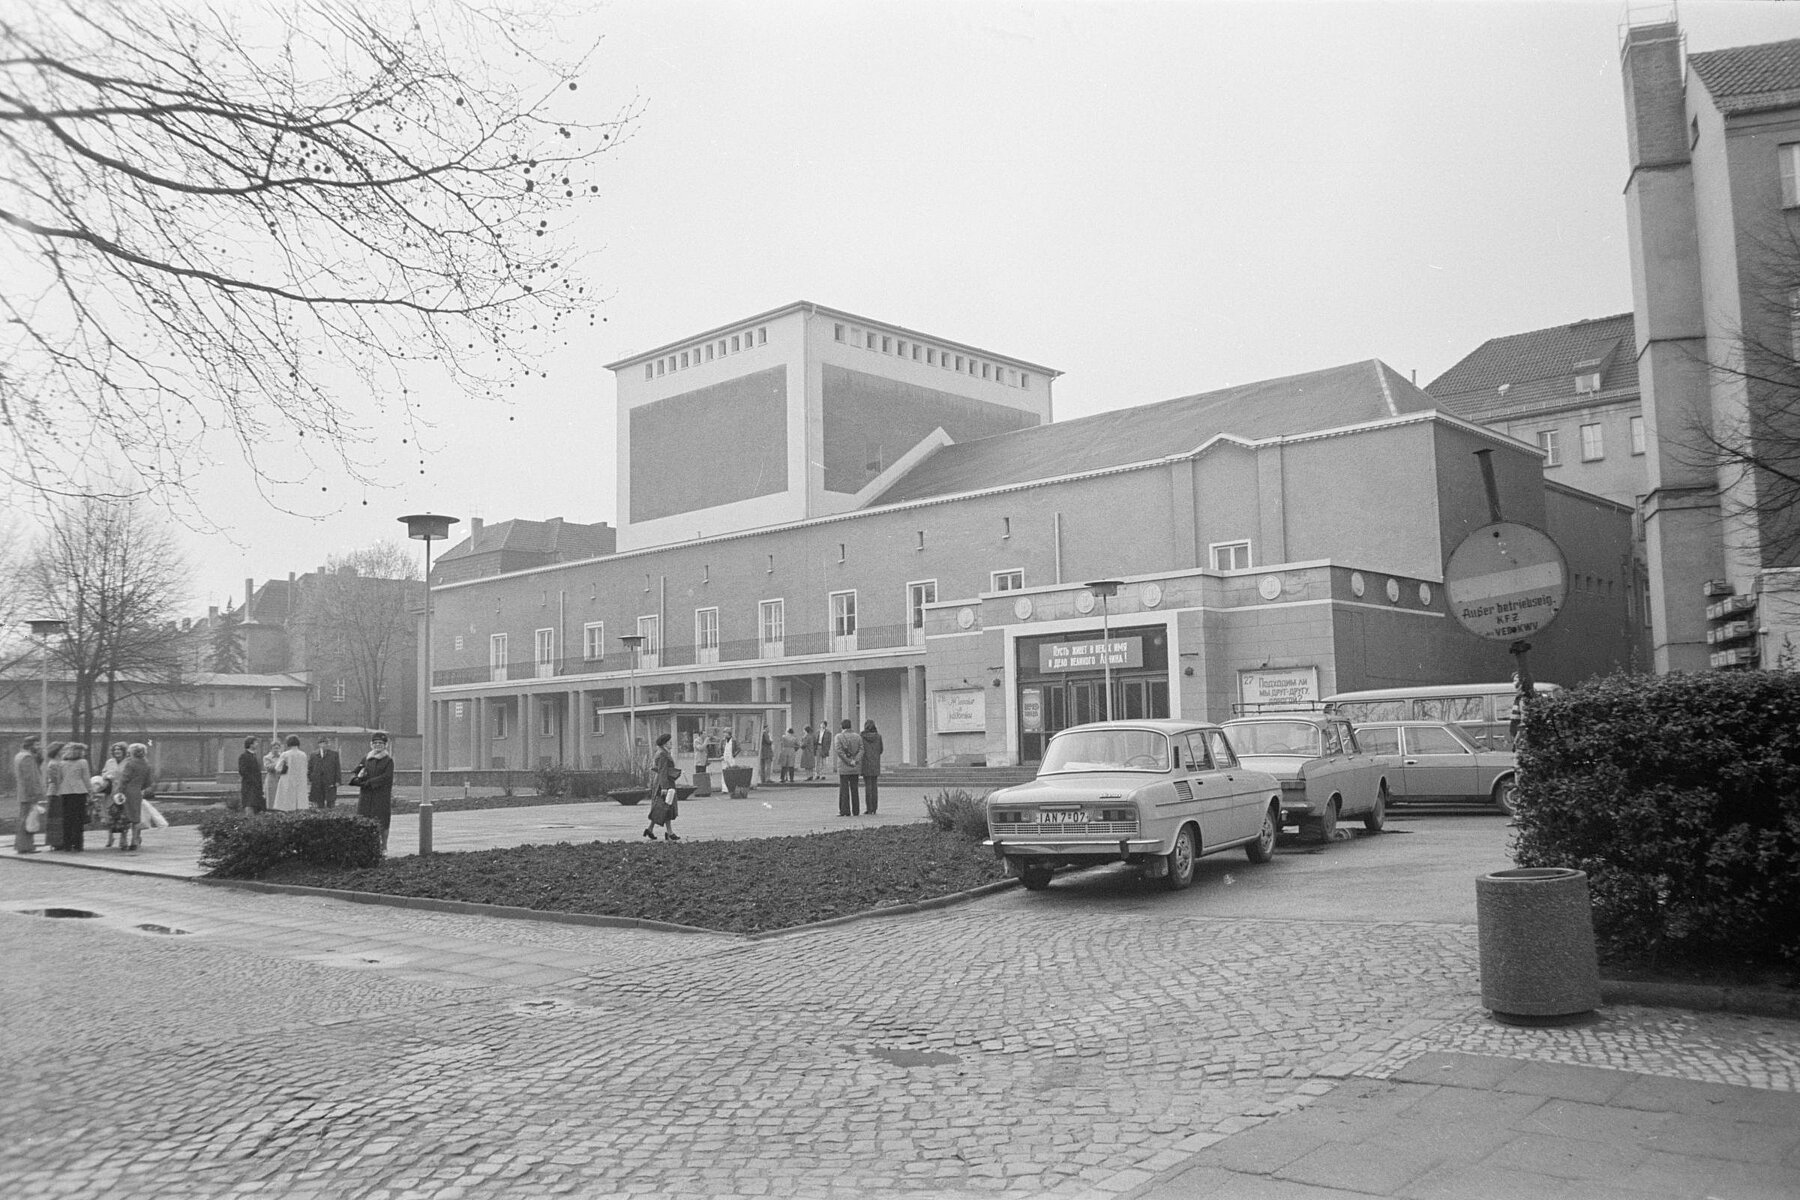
[190,874,1021,941]
[1600,978,1800,1021]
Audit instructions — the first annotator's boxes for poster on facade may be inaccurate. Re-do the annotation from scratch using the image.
[1020,686,1042,733]
[1039,637,1143,672]
[1238,666,1319,710]
[934,688,987,732]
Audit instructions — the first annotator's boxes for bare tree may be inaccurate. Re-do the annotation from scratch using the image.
[292,541,419,731]
[1,0,635,508]
[21,495,192,752]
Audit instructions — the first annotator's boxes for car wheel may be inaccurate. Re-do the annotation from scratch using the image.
[1364,784,1388,833]
[1019,862,1054,891]
[1306,798,1339,844]
[1245,802,1278,863]
[1493,775,1519,816]
[1164,824,1198,890]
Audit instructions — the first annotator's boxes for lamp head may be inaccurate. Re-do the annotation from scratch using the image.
[399,513,458,542]
[1084,579,1123,600]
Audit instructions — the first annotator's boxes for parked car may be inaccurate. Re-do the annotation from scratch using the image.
[1222,711,1391,841]
[984,720,1283,892]
[1349,721,1519,814]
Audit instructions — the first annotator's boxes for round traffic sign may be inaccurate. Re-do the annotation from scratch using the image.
[1443,521,1567,641]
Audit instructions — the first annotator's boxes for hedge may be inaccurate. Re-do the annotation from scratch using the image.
[198,809,384,879]
[1513,670,1800,965]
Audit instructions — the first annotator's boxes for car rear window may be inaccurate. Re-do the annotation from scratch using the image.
[1040,729,1170,773]
[1226,722,1323,757]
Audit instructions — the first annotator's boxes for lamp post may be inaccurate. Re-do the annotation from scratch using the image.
[400,513,459,855]
[1084,580,1123,722]
[618,633,644,757]
[269,687,279,752]
[27,619,67,750]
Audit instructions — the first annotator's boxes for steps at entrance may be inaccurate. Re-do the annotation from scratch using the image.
[879,766,1037,794]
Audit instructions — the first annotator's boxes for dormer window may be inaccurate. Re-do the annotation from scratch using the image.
[1574,371,1602,394]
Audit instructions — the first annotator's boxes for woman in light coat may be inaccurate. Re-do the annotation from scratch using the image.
[273,734,309,811]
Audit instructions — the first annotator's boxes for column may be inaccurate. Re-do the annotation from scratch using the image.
[823,672,839,733]
[901,665,917,767]
[571,688,584,769]
[841,669,858,728]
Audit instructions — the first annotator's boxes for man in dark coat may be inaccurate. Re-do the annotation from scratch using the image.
[236,736,264,812]
[308,736,342,808]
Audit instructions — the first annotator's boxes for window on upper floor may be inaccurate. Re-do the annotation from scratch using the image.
[1574,371,1601,394]
[333,680,346,703]
[1630,415,1646,456]
[759,598,785,647]
[1782,143,1800,207]
[695,607,720,652]
[992,569,1023,592]
[907,580,938,630]
[1211,541,1251,572]
[583,621,605,661]
[1537,429,1561,467]
[1580,423,1604,462]
[829,590,858,639]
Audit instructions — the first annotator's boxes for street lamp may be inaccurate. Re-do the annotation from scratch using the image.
[1085,580,1123,722]
[618,633,645,755]
[27,619,67,750]
[400,513,459,852]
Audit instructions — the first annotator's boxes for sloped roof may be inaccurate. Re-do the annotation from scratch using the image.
[1690,38,1800,115]
[438,517,615,563]
[244,579,294,625]
[1425,314,1639,422]
[868,360,1434,505]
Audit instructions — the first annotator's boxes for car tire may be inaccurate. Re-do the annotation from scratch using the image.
[1245,802,1278,863]
[1164,824,1198,890]
[1019,862,1054,891]
[1364,784,1388,833]
[1306,798,1339,844]
[1492,775,1519,816]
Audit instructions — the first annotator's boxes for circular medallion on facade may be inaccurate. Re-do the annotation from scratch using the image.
[957,606,976,630]
[1418,582,1433,606]
[1350,572,1366,597]
[1074,590,1096,614]
[1013,596,1033,621]
[1142,582,1163,608]
[1258,575,1282,601]
[1385,578,1401,603]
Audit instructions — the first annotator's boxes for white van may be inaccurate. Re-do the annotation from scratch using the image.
[1322,682,1558,750]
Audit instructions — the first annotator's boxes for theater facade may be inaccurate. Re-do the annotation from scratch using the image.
[425,302,1646,775]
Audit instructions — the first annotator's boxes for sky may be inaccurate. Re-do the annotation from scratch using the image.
[174,0,1800,614]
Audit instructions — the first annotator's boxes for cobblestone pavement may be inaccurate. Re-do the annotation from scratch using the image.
[3,823,1797,1199]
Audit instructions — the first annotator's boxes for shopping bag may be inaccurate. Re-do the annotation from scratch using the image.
[24,802,44,834]
[648,792,671,824]
[140,798,170,829]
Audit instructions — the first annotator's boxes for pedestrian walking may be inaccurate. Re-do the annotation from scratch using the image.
[39,742,65,849]
[52,742,92,851]
[799,724,816,780]
[12,736,45,854]
[307,736,342,808]
[272,735,308,811]
[117,742,154,851]
[777,727,799,784]
[645,732,682,841]
[235,737,264,812]
[860,719,884,815]
[348,731,396,850]
[832,719,864,816]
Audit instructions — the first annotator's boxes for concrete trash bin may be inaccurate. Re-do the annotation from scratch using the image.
[1476,867,1602,1025]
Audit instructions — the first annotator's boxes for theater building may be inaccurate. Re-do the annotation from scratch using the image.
[424,302,1645,775]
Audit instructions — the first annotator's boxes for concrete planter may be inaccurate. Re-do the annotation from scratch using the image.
[722,767,754,797]
[1477,867,1602,1025]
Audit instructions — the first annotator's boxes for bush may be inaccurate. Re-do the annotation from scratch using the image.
[925,787,991,841]
[534,763,570,798]
[199,810,384,879]
[1513,671,1800,966]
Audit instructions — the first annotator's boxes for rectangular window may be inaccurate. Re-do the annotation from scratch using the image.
[911,344,921,361]
[1210,541,1252,571]
[589,700,604,735]
[730,334,741,352]
[494,705,510,739]
[644,364,654,381]
[637,614,661,658]
[705,344,713,361]
[981,363,991,380]
[830,590,858,642]
[679,350,689,369]
[1574,372,1601,394]
[538,699,556,738]
[926,348,936,365]
[695,607,720,664]
[758,328,767,345]
[866,332,877,349]
[1630,415,1646,456]
[880,335,891,352]
[992,569,1023,592]
[333,680,347,703]
[490,633,508,682]
[583,621,605,661]
[1782,142,1800,207]
[1537,429,1561,467]
[655,360,665,377]
[895,339,906,356]
[907,580,938,640]
[955,355,964,371]
[759,598,785,652]
[1580,423,1604,462]
[535,628,555,678]
[834,323,845,342]
[1021,372,1031,388]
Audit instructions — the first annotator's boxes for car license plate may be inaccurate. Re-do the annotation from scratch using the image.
[1039,809,1087,824]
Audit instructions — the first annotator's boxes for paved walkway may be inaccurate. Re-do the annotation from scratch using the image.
[3,808,1796,1199]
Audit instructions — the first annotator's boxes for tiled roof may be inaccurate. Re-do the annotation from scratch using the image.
[438,517,615,563]
[869,360,1435,505]
[1425,314,1639,421]
[244,580,293,624]
[1690,39,1800,115]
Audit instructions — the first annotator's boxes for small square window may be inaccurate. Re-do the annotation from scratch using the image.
[1211,541,1251,571]
[992,569,1023,592]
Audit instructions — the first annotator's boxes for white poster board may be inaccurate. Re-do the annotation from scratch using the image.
[1238,666,1320,709]
[933,688,987,733]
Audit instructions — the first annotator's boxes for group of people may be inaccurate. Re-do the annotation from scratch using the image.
[12,736,157,854]
[236,732,396,847]
[770,721,886,811]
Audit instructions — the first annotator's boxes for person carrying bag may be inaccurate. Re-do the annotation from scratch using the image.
[644,733,682,842]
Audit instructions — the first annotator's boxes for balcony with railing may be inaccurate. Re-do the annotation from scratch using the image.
[433,624,917,686]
